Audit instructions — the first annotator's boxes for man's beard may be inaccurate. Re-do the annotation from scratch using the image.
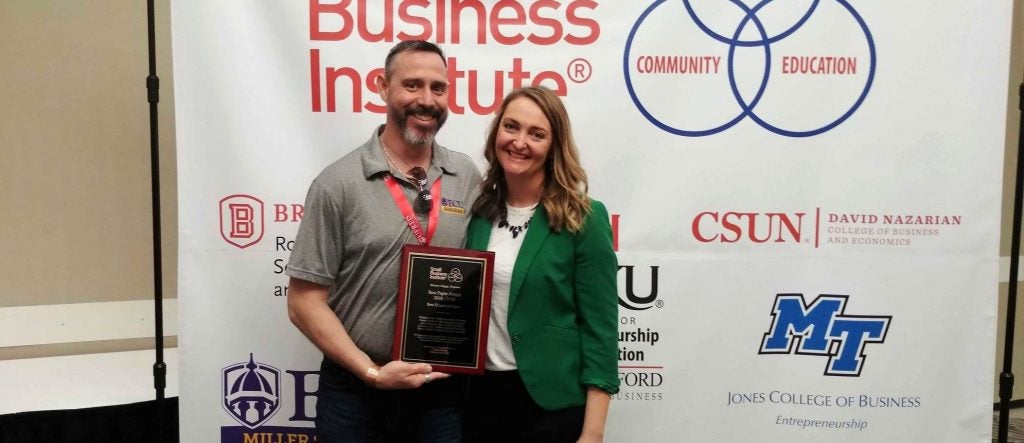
[391,103,447,146]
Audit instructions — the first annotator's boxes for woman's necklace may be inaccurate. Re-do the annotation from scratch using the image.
[499,204,536,239]
[498,217,530,239]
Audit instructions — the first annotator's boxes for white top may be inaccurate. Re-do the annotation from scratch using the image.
[485,203,537,371]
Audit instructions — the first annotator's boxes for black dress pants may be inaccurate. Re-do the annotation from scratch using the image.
[464,370,584,443]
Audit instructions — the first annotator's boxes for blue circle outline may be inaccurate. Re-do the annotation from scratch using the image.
[726,0,772,136]
[683,0,819,47]
[623,0,876,138]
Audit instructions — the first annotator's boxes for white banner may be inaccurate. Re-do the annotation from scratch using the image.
[172,1,1011,441]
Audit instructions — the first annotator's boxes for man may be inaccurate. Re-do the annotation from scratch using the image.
[286,40,481,442]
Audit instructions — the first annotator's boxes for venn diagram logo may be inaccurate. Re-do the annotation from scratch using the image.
[624,0,875,137]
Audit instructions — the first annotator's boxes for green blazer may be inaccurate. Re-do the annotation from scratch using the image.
[466,200,620,410]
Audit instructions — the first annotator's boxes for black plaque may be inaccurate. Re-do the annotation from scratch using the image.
[392,244,494,374]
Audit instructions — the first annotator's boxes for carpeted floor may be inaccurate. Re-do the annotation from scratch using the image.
[993,412,1024,443]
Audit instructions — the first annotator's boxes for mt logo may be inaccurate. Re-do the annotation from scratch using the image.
[759,294,891,376]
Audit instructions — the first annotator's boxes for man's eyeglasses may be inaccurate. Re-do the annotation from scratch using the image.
[407,167,431,214]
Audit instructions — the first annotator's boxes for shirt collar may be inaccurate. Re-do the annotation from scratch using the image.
[360,125,459,180]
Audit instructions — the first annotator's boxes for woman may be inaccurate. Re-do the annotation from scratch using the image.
[464,86,619,443]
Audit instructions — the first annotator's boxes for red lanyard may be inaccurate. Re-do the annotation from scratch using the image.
[382,174,441,245]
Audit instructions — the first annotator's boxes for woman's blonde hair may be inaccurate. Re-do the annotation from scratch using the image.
[472,86,590,233]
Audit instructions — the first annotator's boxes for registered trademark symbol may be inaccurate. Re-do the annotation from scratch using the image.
[655,300,664,308]
[567,58,592,83]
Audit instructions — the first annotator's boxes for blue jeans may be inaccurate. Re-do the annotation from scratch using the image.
[315,363,463,443]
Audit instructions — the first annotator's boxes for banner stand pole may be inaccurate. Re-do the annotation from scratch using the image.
[997,81,1024,443]
[145,0,168,440]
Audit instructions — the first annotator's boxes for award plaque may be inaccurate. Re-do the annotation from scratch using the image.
[392,244,494,374]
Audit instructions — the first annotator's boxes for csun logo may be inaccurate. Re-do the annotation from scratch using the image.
[759,294,890,376]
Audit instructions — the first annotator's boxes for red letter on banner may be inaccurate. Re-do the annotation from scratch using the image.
[310,0,353,41]
[490,0,526,45]
[230,204,254,238]
[527,0,563,46]
[565,0,599,45]
[397,0,433,41]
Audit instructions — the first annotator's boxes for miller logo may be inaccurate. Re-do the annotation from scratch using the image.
[759,294,891,376]
[222,354,281,429]
[220,194,265,249]
[618,265,660,310]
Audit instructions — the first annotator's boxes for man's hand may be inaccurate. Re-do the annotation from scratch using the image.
[371,361,450,390]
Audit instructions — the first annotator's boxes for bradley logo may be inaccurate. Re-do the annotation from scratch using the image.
[220,194,265,249]
[222,354,281,429]
[219,195,305,249]
[759,294,891,376]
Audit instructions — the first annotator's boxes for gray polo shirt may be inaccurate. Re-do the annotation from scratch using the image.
[286,126,482,363]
